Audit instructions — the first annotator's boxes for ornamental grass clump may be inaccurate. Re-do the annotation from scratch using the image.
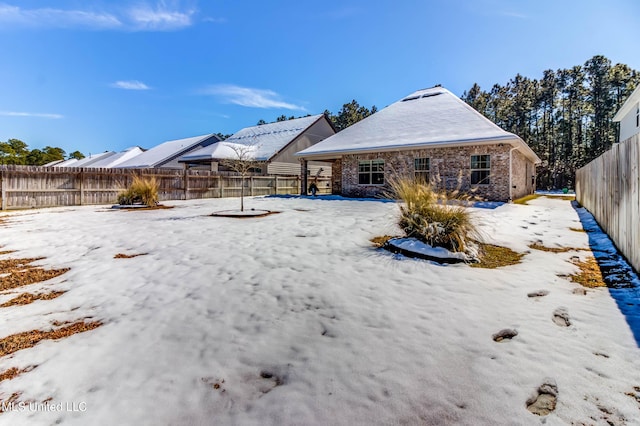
[118,176,159,207]
[389,177,478,253]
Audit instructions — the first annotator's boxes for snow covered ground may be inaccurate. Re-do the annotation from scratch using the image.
[0,196,639,425]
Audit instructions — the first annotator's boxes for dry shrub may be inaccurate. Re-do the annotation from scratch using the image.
[0,291,65,308]
[388,177,478,253]
[0,258,69,292]
[0,321,102,357]
[118,175,159,207]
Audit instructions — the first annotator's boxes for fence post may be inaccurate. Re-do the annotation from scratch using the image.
[274,176,279,195]
[183,166,189,201]
[220,176,224,198]
[79,170,84,206]
[250,176,254,196]
[1,170,5,211]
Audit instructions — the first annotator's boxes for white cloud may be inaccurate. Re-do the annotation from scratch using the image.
[110,80,151,90]
[0,111,63,119]
[0,3,122,29]
[127,2,194,31]
[0,2,198,31]
[203,85,305,110]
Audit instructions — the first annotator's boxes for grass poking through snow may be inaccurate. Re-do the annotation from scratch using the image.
[528,243,589,253]
[0,291,65,308]
[470,243,524,269]
[0,366,35,383]
[513,194,540,205]
[0,257,69,292]
[0,321,102,358]
[114,253,148,259]
[567,257,606,288]
[369,236,397,248]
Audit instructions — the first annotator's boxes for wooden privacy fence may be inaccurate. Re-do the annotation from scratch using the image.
[0,165,331,210]
[576,134,640,273]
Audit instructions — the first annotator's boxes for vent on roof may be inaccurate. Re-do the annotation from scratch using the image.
[401,95,421,102]
[421,92,443,98]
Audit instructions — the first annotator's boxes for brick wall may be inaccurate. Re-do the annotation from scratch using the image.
[338,144,536,201]
[331,158,342,195]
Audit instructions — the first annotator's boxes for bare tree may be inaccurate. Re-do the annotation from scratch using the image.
[220,143,262,212]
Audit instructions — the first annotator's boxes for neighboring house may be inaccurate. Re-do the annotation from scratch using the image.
[179,114,335,176]
[613,85,640,142]
[296,87,541,202]
[53,152,116,168]
[117,134,221,169]
[84,147,144,168]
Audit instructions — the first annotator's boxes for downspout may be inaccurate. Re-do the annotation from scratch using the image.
[509,147,518,202]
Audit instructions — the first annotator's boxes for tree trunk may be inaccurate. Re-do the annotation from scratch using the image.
[240,175,244,212]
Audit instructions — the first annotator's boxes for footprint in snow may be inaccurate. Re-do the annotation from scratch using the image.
[552,307,571,327]
[492,329,518,342]
[527,290,549,298]
[527,378,558,416]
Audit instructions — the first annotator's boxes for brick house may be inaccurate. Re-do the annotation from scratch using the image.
[296,87,541,201]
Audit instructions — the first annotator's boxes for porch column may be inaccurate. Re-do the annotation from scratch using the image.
[300,159,308,195]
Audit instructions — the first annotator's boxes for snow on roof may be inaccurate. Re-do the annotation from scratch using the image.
[84,147,144,168]
[52,158,79,167]
[210,114,324,161]
[53,152,116,168]
[297,87,540,163]
[180,141,259,162]
[42,159,64,167]
[117,134,220,168]
[613,85,640,122]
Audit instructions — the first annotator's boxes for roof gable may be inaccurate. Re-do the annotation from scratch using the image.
[181,114,325,162]
[117,134,220,168]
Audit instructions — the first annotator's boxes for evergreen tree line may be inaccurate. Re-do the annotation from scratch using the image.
[462,55,640,189]
[0,138,85,166]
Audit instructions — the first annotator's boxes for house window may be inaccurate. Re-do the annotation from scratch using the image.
[358,159,385,185]
[470,155,490,185]
[414,158,430,183]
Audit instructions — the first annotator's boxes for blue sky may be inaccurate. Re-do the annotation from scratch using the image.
[1,0,639,155]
